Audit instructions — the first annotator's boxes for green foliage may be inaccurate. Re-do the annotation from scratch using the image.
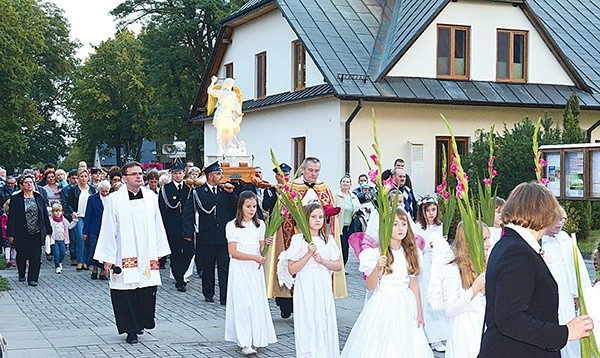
[469,114,562,199]
[592,202,600,230]
[0,276,10,292]
[0,0,78,168]
[110,0,247,164]
[562,93,585,144]
[561,200,592,241]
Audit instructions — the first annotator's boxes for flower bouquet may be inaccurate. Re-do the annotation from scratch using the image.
[477,126,498,227]
[357,109,399,257]
[441,114,485,274]
[436,144,457,237]
[261,199,285,258]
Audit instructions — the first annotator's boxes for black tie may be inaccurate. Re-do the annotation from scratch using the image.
[213,187,217,195]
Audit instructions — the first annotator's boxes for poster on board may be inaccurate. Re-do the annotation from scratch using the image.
[565,151,584,197]
[592,151,600,198]
[545,152,561,196]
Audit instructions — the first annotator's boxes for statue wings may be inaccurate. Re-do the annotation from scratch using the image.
[207,84,243,115]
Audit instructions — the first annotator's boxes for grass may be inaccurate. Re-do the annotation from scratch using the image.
[577,229,600,258]
[0,276,10,292]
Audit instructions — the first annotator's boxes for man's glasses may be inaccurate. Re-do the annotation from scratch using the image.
[123,172,143,177]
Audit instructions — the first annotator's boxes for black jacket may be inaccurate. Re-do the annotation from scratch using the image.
[6,191,52,246]
[479,227,568,357]
[182,184,237,245]
[158,181,191,241]
[65,185,96,221]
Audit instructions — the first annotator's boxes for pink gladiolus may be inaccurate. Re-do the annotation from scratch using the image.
[281,206,289,216]
[492,170,498,178]
[456,190,464,199]
[483,178,492,186]
[282,185,290,193]
[456,182,464,193]
[534,167,539,173]
[450,161,458,174]
[290,191,297,199]
[368,169,379,183]
[443,191,450,200]
[383,177,395,189]
[540,178,550,185]
[369,154,378,166]
[539,158,547,166]
[371,143,377,150]
[463,173,469,183]
[442,180,448,187]
[436,184,444,194]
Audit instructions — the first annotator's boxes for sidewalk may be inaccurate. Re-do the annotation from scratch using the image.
[1,253,595,357]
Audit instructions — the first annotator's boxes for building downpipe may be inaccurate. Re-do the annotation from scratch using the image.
[345,99,364,174]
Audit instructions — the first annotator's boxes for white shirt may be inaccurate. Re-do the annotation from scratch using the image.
[505,223,541,253]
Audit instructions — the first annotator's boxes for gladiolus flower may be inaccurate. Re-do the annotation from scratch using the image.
[383,177,395,190]
[540,178,550,185]
[456,182,465,193]
[368,169,379,184]
[463,173,469,183]
[442,180,448,187]
[443,191,450,200]
[290,191,297,199]
[436,184,444,194]
[492,170,498,178]
[456,190,464,199]
[450,162,458,174]
[282,185,290,193]
[371,143,377,150]
[369,154,378,166]
[539,158,547,166]
[281,206,289,216]
[483,178,492,186]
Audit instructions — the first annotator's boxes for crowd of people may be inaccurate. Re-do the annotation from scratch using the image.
[0,156,598,357]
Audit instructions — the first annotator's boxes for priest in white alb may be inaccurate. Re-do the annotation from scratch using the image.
[94,162,171,344]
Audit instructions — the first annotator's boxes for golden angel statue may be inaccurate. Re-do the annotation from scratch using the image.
[207,75,244,155]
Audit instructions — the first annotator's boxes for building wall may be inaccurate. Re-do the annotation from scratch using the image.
[203,97,342,186]
[388,0,574,86]
[218,9,325,100]
[344,101,599,197]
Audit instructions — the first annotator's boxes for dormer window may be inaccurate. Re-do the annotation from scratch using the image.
[497,29,527,82]
[437,25,470,79]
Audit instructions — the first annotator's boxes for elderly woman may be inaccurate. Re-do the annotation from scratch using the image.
[83,180,111,280]
[66,169,97,271]
[7,174,52,286]
[479,182,593,357]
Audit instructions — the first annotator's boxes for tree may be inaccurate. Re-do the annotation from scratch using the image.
[560,93,592,239]
[110,0,247,164]
[0,0,78,169]
[71,30,156,166]
[562,93,585,144]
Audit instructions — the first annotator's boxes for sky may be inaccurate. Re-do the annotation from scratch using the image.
[49,0,138,60]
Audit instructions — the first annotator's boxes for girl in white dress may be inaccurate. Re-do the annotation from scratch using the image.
[341,208,433,358]
[287,202,342,358]
[541,206,581,358]
[438,221,489,358]
[415,197,449,352]
[225,191,277,356]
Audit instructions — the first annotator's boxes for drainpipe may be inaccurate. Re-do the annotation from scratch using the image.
[345,99,364,174]
[586,119,600,142]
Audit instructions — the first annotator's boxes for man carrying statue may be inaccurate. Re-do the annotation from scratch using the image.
[264,157,347,318]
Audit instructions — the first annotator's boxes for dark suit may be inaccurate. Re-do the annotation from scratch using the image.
[159,181,192,289]
[235,183,275,220]
[183,184,237,302]
[83,192,104,268]
[479,227,568,357]
[7,191,52,281]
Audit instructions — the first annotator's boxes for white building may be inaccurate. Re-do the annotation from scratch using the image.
[189,0,600,196]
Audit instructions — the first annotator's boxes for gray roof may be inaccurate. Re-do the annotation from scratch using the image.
[189,0,600,121]
[190,84,333,121]
[277,0,600,108]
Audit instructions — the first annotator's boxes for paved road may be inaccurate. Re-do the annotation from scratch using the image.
[1,253,595,357]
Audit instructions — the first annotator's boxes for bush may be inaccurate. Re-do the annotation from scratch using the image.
[560,200,592,240]
[592,202,600,230]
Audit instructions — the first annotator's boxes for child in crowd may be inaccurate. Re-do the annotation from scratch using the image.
[286,202,342,357]
[414,196,449,352]
[487,197,506,254]
[436,222,489,358]
[55,169,68,190]
[225,191,276,356]
[49,203,78,274]
[341,208,432,357]
[1,200,15,267]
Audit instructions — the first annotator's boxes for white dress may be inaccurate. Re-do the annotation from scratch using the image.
[415,224,449,343]
[287,233,340,358]
[541,233,580,358]
[341,247,433,358]
[224,220,277,348]
[440,263,486,358]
